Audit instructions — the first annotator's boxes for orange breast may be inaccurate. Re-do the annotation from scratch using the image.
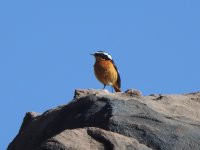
[94,60,118,86]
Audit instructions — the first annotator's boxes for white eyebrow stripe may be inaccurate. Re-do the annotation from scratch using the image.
[104,53,112,60]
[96,51,113,60]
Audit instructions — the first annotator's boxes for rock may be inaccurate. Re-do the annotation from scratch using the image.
[124,89,143,96]
[38,127,151,150]
[19,112,39,133]
[8,89,200,150]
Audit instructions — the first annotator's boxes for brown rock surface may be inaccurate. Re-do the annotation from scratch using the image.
[38,127,151,150]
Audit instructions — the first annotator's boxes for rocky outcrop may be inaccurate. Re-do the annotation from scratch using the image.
[8,89,200,150]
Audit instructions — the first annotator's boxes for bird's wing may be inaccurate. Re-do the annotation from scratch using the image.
[112,60,121,88]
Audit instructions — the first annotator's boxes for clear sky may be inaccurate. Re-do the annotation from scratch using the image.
[1,1,200,149]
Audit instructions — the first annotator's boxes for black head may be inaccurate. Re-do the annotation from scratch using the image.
[91,51,113,61]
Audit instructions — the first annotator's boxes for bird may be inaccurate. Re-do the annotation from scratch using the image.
[91,51,121,92]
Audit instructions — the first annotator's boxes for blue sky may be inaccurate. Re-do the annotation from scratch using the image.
[1,1,200,149]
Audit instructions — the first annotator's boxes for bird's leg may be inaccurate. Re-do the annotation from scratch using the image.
[103,84,106,89]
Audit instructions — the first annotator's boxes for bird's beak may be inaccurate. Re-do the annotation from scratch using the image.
[90,53,95,56]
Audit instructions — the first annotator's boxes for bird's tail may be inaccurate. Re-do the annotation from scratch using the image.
[113,84,121,92]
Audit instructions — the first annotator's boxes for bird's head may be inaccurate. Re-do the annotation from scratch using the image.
[91,51,113,61]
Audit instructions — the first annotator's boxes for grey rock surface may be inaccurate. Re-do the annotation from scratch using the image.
[8,89,200,150]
